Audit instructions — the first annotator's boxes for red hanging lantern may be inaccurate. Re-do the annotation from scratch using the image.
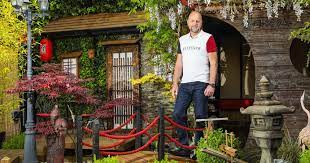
[40,38,53,62]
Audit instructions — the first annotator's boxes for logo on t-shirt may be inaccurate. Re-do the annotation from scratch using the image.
[182,46,201,52]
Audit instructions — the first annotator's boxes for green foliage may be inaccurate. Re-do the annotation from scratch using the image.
[195,128,241,163]
[80,51,96,89]
[55,37,94,55]
[300,149,310,163]
[94,45,107,99]
[131,0,182,73]
[18,0,50,76]
[277,132,301,163]
[54,36,107,100]
[0,0,25,122]
[2,133,25,149]
[290,22,310,43]
[49,36,112,115]
[151,154,178,163]
[49,0,136,19]
[140,23,178,66]
[93,155,123,163]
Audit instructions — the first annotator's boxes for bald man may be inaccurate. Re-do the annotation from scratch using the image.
[171,11,218,157]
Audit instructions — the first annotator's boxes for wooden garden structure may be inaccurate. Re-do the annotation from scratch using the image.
[42,6,310,140]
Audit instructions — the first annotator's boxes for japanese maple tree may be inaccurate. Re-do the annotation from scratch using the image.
[8,63,100,105]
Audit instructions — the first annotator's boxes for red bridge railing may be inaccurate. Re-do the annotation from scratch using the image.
[74,106,205,161]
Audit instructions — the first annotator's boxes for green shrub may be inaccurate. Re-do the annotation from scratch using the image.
[300,149,310,163]
[2,133,24,149]
[277,135,300,163]
[195,128,241,163]
[93,155,123,163]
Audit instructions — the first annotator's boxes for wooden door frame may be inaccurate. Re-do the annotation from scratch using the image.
[106,44,140,111]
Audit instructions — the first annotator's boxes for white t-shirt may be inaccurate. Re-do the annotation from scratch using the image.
[177,30,217,83]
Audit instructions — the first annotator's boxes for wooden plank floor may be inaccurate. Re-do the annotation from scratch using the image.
[117,151,197,163]
[36,132,135,161]
[0,149,196,163]
[0,149,23,163]
[36,133,134,151]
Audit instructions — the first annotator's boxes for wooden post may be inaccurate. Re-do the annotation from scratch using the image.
[134,105,142,148]
[0,157,11,163]
[75,116,83,163]
[230,132,234,147]
[158,106,165,161]
[202,148,247,163]
[92,119,100,159]
[225,130,228,146]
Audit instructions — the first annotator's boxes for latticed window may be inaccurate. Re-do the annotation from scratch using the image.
[61,51,81,77]
[62,58,78,76]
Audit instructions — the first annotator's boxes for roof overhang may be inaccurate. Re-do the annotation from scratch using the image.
[42,12,146,36]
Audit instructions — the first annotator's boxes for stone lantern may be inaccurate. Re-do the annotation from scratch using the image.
[240,76,295,163]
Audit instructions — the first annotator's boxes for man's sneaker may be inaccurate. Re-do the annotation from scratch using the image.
[169,148,191,157]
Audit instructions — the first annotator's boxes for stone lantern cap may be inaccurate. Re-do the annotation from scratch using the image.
[240,76,295,115]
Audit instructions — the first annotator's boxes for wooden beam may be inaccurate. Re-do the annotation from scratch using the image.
[0,157,11,163]
[202,148,247,163]
[60,51,82,58]
[196,117,229,122]
[98,39,140,46]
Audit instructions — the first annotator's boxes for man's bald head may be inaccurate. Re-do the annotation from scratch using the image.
[187,11,203,35]
[188,11,202,22]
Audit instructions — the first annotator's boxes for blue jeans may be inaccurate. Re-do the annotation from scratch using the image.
[172,82,208,146]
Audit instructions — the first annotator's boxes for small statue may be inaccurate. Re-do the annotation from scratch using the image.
[46,105,67,163]
[298,91,310,152]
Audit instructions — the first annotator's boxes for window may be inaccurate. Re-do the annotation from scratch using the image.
[61,51,82,77]
[62,58,78,76]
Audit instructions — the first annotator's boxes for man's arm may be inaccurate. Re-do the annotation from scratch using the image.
[208,52,218,84]
[204,35,218,97]
[204,52,217,97]
[171,53,182,99]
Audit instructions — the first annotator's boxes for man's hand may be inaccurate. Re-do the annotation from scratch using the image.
[204,85,215,97]
[171,84,179,99]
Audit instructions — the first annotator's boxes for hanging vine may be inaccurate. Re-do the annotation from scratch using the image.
[131,0,309,73]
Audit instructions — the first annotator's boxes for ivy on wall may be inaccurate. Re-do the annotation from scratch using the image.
[54,37,103,94]
[17,0,141,77]
[54,33,143,101]
[48,0,137,19]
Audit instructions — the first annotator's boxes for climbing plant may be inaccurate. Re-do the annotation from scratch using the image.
[131,0,309,64]
[48,0,136,19]
[291,22,310,44]
[54,36,107,100]
[0,0,26,118]
[129,0,309,82]
[132,0,181,74]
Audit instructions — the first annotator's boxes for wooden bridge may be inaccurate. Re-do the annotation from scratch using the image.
[1,150,196,163]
